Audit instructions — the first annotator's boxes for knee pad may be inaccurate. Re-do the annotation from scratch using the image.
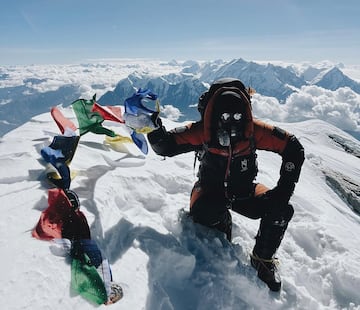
[264,203,294,226]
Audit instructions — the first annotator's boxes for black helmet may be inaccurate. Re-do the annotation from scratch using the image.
[198,78,250,119]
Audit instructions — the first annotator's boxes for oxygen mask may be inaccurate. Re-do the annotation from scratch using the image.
[217,112,244,147]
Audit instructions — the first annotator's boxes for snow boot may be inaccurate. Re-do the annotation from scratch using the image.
[250,252,281,291]
[251,203,294,291]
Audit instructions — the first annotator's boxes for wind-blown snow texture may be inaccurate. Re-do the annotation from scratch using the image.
[0,106,360,310]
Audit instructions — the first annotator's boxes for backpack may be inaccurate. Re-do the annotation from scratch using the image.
[197,78,252,120]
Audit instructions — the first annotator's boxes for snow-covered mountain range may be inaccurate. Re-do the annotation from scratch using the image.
[1,58,360,139]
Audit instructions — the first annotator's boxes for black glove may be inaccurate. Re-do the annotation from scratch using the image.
[147,112,170,154]
[151,112,162,128]
[262,181,295,207]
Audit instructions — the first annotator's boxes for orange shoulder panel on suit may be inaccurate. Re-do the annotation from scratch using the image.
[253,119,289,154]
[173,122,205,146]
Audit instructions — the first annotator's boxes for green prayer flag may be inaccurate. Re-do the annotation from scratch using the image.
[72,98,116,137]
[71,253,108,305]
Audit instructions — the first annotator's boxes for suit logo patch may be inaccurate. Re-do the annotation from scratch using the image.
[285,162,295,172]
[240,159,248,172]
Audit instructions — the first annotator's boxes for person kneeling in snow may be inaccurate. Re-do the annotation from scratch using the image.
[147,78,305,292]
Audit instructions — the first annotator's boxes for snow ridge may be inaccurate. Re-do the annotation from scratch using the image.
[0,110,360,309]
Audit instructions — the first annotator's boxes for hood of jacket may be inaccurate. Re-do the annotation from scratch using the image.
[202,86,253,144]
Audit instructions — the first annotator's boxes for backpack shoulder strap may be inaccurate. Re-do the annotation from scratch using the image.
[249,135,256,154]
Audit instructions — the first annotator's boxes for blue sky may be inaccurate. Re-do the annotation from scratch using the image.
[1,0,359,65]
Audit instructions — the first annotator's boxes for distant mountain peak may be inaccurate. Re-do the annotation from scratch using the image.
[315,66,360,92]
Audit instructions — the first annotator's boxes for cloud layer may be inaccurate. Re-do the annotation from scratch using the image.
[1,60,360,134]
[252,85,360,132]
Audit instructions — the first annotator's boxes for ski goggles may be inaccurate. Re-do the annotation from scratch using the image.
[220,112,243,123]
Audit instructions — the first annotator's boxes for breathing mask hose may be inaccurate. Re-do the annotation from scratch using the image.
[224,143,233,201]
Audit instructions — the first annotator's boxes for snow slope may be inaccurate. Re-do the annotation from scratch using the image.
[0,107,360,310]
